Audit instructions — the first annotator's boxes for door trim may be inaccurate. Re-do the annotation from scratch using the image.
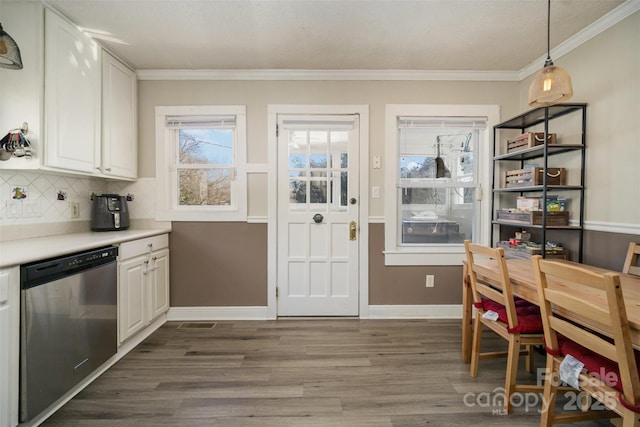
[267,105,370,319]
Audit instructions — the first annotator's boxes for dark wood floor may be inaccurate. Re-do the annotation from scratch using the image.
[43,319,614,426]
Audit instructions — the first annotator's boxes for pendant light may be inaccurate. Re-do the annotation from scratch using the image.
[528,0,573,107]
[0,22,23,70]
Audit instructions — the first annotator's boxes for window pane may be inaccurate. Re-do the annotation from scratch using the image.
[399,127,476,182]
[400,186,471,244]
[288,131,308,168]
[289,179,307,204]
[179,169,231,206]
[310,173,328,204]
[339,171,348,208]
[401,156,437,179]
[310,181,327,204]
[310,131,328,168]
[179,129,233,165]
[310,153,327,168]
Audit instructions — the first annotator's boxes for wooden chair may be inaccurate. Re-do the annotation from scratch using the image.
[532,255,640,427]
[623,242,640,276]
[465,240,544,414]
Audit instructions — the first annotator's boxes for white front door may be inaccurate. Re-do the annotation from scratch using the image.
[277,114,360,316]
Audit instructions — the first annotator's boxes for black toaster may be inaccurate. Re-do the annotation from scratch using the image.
[90,194,130,231]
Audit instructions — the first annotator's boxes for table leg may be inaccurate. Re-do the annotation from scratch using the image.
[462,262,472,364]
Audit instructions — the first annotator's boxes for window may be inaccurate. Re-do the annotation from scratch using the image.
[155,106,247,221]
[384,105,499,265]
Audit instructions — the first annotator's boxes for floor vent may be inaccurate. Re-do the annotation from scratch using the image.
[177,322,217,329]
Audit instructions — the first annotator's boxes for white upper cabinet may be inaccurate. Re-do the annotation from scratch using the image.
[102,51,137,180]
[0,4,137,180]
[44,8,102,174]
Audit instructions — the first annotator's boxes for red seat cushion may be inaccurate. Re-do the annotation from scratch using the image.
[478,297,543,334]
[558,338,640,392]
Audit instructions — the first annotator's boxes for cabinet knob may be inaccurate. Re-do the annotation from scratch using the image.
[105,168,112,172]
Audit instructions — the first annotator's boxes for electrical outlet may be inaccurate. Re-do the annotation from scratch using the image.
[425,275,435,288]
[69,202,80,219]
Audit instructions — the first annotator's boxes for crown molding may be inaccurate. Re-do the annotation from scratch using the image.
[136,68,520,81]
[519,0,640,80]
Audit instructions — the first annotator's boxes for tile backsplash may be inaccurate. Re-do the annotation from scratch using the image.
[0,171,156,226]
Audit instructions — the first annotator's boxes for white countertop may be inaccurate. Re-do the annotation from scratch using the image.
[0,228,172,267]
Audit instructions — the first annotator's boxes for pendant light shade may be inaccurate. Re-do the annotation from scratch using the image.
[528,0,573,107]
[0,22,23,70]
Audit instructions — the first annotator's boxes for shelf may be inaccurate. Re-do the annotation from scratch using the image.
[491,103,586,262]
[495,103,587,129]
[494,185,583,193]
[492,221,581,230]
[494,144,584,161]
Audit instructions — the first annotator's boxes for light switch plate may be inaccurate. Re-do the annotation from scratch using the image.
[372,156,381,169]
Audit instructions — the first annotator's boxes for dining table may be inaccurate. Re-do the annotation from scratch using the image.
[461,257,640,364]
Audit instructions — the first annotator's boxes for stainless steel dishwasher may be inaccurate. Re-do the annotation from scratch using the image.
[20,246,118,423]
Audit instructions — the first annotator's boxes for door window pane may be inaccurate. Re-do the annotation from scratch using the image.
[289,179,307,204]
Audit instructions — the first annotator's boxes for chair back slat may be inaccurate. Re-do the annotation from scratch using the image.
[544,287,613,329]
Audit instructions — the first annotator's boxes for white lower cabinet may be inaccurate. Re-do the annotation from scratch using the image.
[0,267,19,427]
[118,235,170,344]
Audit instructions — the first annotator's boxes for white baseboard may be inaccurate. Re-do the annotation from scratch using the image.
[168,306,269,321]
[366,304,462,319]
[168,305,462,320]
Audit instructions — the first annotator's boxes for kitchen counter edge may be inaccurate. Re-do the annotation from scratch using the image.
[0,228,172,267]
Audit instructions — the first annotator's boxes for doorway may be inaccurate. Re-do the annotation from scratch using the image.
[267,105,369,318]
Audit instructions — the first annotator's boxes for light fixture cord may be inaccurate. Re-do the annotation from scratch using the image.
[544,0,554,67]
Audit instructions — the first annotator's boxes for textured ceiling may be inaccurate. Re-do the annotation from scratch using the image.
[43,0,626,71]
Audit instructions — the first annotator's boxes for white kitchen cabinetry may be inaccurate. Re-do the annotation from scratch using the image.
[118,235,170,344]
[44,8,102,174]
[102,51,138,180]
[0,267,20,427]
[0,4,137,180]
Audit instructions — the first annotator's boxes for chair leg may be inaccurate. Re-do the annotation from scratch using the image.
[504,335,520,414]
[470,316,482,378]
[525,344,534,373]
[540,355,558,427]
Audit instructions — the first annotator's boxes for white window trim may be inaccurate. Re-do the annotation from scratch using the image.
[384,104,500,266]
[155,105,247,222]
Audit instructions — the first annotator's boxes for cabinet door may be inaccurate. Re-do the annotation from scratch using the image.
[102,51,137,179]
[118,255,148,343]
[148,249,170,321]
[44,9,101,174]
[0,300,9,427]
[0,268,17,427]
[0,304,8,427]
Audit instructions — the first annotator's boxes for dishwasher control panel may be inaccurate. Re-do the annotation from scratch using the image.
[20,246,118,289]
